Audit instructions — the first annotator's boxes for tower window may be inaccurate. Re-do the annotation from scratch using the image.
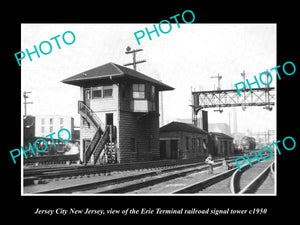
[92,86,113,98]
[132,84,145,99]
[92,87,102,98]
[103,86,113,98]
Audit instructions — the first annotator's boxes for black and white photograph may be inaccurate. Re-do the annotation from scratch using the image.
[4,4,298,221]
[21,23,277,195]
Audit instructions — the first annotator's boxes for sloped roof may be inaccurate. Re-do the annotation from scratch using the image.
[61,62,174,91]
[160,121,207,134]
[209,132,233,140]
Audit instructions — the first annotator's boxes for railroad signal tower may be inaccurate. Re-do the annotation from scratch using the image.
[191,70,275,126]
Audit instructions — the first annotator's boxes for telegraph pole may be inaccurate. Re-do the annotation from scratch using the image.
[124,46,146,71]
[23,91,33,117]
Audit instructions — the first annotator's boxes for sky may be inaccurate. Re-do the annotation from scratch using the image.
[21,23,276,134]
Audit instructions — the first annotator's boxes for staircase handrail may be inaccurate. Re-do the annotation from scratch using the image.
[78,101,105,129]
[84,128,103,164]
[93,125,111,164]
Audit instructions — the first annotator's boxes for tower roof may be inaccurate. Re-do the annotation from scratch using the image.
[61,62,174,91]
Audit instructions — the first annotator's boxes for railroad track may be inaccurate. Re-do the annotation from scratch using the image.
[95,161,229,194]
[172,160,274,194]
[23,160,178,184]
[24,155,274,195]
[24,156,240,185]
[24,158,236,194]
[231,160,274,194]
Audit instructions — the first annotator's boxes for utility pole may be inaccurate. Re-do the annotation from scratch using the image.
[23,91,33,117]
[124,46,146,71]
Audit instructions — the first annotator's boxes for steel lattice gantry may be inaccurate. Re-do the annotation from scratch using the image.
[191,87,275,125]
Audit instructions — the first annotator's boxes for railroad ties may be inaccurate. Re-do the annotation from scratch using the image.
[23,156,275,195]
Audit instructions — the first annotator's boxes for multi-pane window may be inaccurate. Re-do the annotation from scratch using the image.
[132,84,156,101]
[92,87,102,98]
[92,86,113,99]
[132,84,145,99]
[103,86,113,98]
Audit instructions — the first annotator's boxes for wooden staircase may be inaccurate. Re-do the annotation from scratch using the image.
[78,101,117,165]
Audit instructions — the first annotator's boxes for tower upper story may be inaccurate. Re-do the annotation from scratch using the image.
[61,62,174,114]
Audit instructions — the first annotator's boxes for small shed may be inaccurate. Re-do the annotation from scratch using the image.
[208,132,234,157]
[159,121,208,160]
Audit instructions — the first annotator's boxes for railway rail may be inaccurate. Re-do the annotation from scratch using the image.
[232,160,274,194]
[24,154,275,195]
[172,160,274,194]
[24,157,236,193]
[24,156,239,183]
[24,159,178,183]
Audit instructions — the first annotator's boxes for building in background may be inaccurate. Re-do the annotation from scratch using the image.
[159,121,209,160]
[34,115,75,139]
[159,121,234,160]
[208,132,234,157]
[23,115,79,157]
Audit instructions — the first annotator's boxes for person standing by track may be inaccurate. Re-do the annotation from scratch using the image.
[205,154,214,174]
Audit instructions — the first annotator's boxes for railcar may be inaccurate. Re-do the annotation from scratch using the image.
[240,136,256,151]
